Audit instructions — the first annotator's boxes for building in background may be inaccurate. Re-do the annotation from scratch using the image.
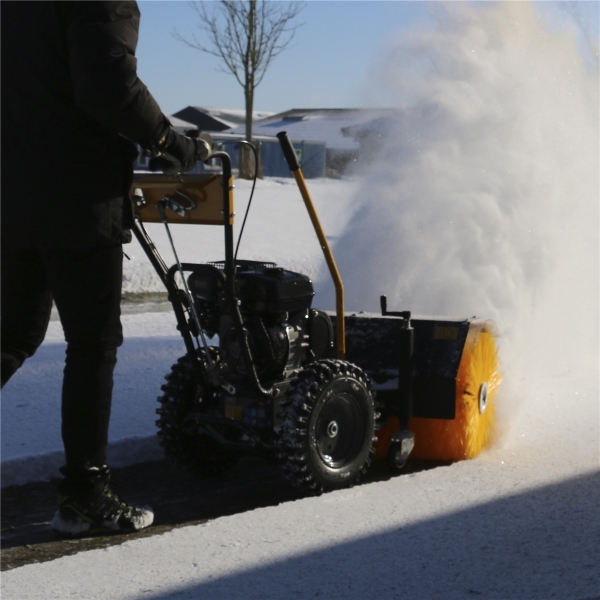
[134,109,326,178]
[171,106,273,132]
[134,107,399,178]
[197,133,326,179]
[224,108,398,177]
[169,107,327,178]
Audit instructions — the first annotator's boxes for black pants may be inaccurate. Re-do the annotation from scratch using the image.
[1,241,123,471]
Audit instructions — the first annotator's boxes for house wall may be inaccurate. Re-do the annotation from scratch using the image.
[187,138,326,179]
[133,134,326,178]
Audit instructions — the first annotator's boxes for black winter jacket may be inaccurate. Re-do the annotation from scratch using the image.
[1,1,168,248]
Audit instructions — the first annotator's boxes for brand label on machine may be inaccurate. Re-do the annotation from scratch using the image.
[434,326,460,340]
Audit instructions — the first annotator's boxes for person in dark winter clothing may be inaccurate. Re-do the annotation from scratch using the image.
[1,1,209,535]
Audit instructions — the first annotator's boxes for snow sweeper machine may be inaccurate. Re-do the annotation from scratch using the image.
[130,132,502,494]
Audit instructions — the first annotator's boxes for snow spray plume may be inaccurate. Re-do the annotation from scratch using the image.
[321,2,598,425]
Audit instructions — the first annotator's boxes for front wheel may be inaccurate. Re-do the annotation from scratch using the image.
[277,360,376,494]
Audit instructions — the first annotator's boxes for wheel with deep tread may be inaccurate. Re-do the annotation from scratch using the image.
[276,359,376,494]
[156,348,240,476]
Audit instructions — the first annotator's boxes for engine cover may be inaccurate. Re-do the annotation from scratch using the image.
[188,261,324,379]
[234,264,315,314]
[220,310,309,378]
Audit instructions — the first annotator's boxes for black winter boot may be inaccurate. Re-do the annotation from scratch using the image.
[51,465,154,536]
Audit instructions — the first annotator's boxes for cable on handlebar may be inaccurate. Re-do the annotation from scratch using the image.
[234,140,259,263]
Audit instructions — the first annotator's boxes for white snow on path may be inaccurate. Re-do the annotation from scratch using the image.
[2,418,598,600]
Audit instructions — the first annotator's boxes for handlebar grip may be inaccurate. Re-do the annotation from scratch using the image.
[277,131,300,171]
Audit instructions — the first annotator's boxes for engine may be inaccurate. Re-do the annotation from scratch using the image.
[187,261,333,379]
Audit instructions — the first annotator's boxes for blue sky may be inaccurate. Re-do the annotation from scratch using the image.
[136,1,599,116]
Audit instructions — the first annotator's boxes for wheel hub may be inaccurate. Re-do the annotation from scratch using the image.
[315,391,365,469]
[327,421,339,438]
[478,382,488,414]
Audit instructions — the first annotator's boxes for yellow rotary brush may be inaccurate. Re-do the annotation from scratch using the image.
[410,329,502,461]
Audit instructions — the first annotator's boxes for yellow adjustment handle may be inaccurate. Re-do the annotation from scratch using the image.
[291,169,346,360]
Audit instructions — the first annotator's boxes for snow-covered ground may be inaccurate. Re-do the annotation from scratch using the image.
[2,3,598,598]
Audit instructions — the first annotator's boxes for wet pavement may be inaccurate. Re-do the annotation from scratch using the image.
[1,457,445,571]
[6,296,446,571]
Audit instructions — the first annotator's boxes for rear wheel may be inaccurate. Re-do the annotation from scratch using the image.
[277,360,376,494]
[156,348,240,476]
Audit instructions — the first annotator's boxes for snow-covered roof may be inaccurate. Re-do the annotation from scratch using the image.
[193,107,274,126]
[204,131,324,145]
[225,108,398,150]
[168,115,197,129]
[174,106,274,130]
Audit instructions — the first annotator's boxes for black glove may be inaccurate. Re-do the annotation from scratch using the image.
[149,129,212,175]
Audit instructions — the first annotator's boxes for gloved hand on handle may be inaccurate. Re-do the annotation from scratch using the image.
[149,129,213,175]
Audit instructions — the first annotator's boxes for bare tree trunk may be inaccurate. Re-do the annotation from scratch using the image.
[239,82,254,178]
[239,0,256,179]
[175,0,304,179]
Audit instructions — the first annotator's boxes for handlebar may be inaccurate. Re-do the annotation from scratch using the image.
[276,131,300,171]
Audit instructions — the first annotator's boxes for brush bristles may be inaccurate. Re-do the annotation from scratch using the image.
[410,331,502,461]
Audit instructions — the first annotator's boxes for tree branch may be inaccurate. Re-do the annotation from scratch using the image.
[173,0,305,175]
